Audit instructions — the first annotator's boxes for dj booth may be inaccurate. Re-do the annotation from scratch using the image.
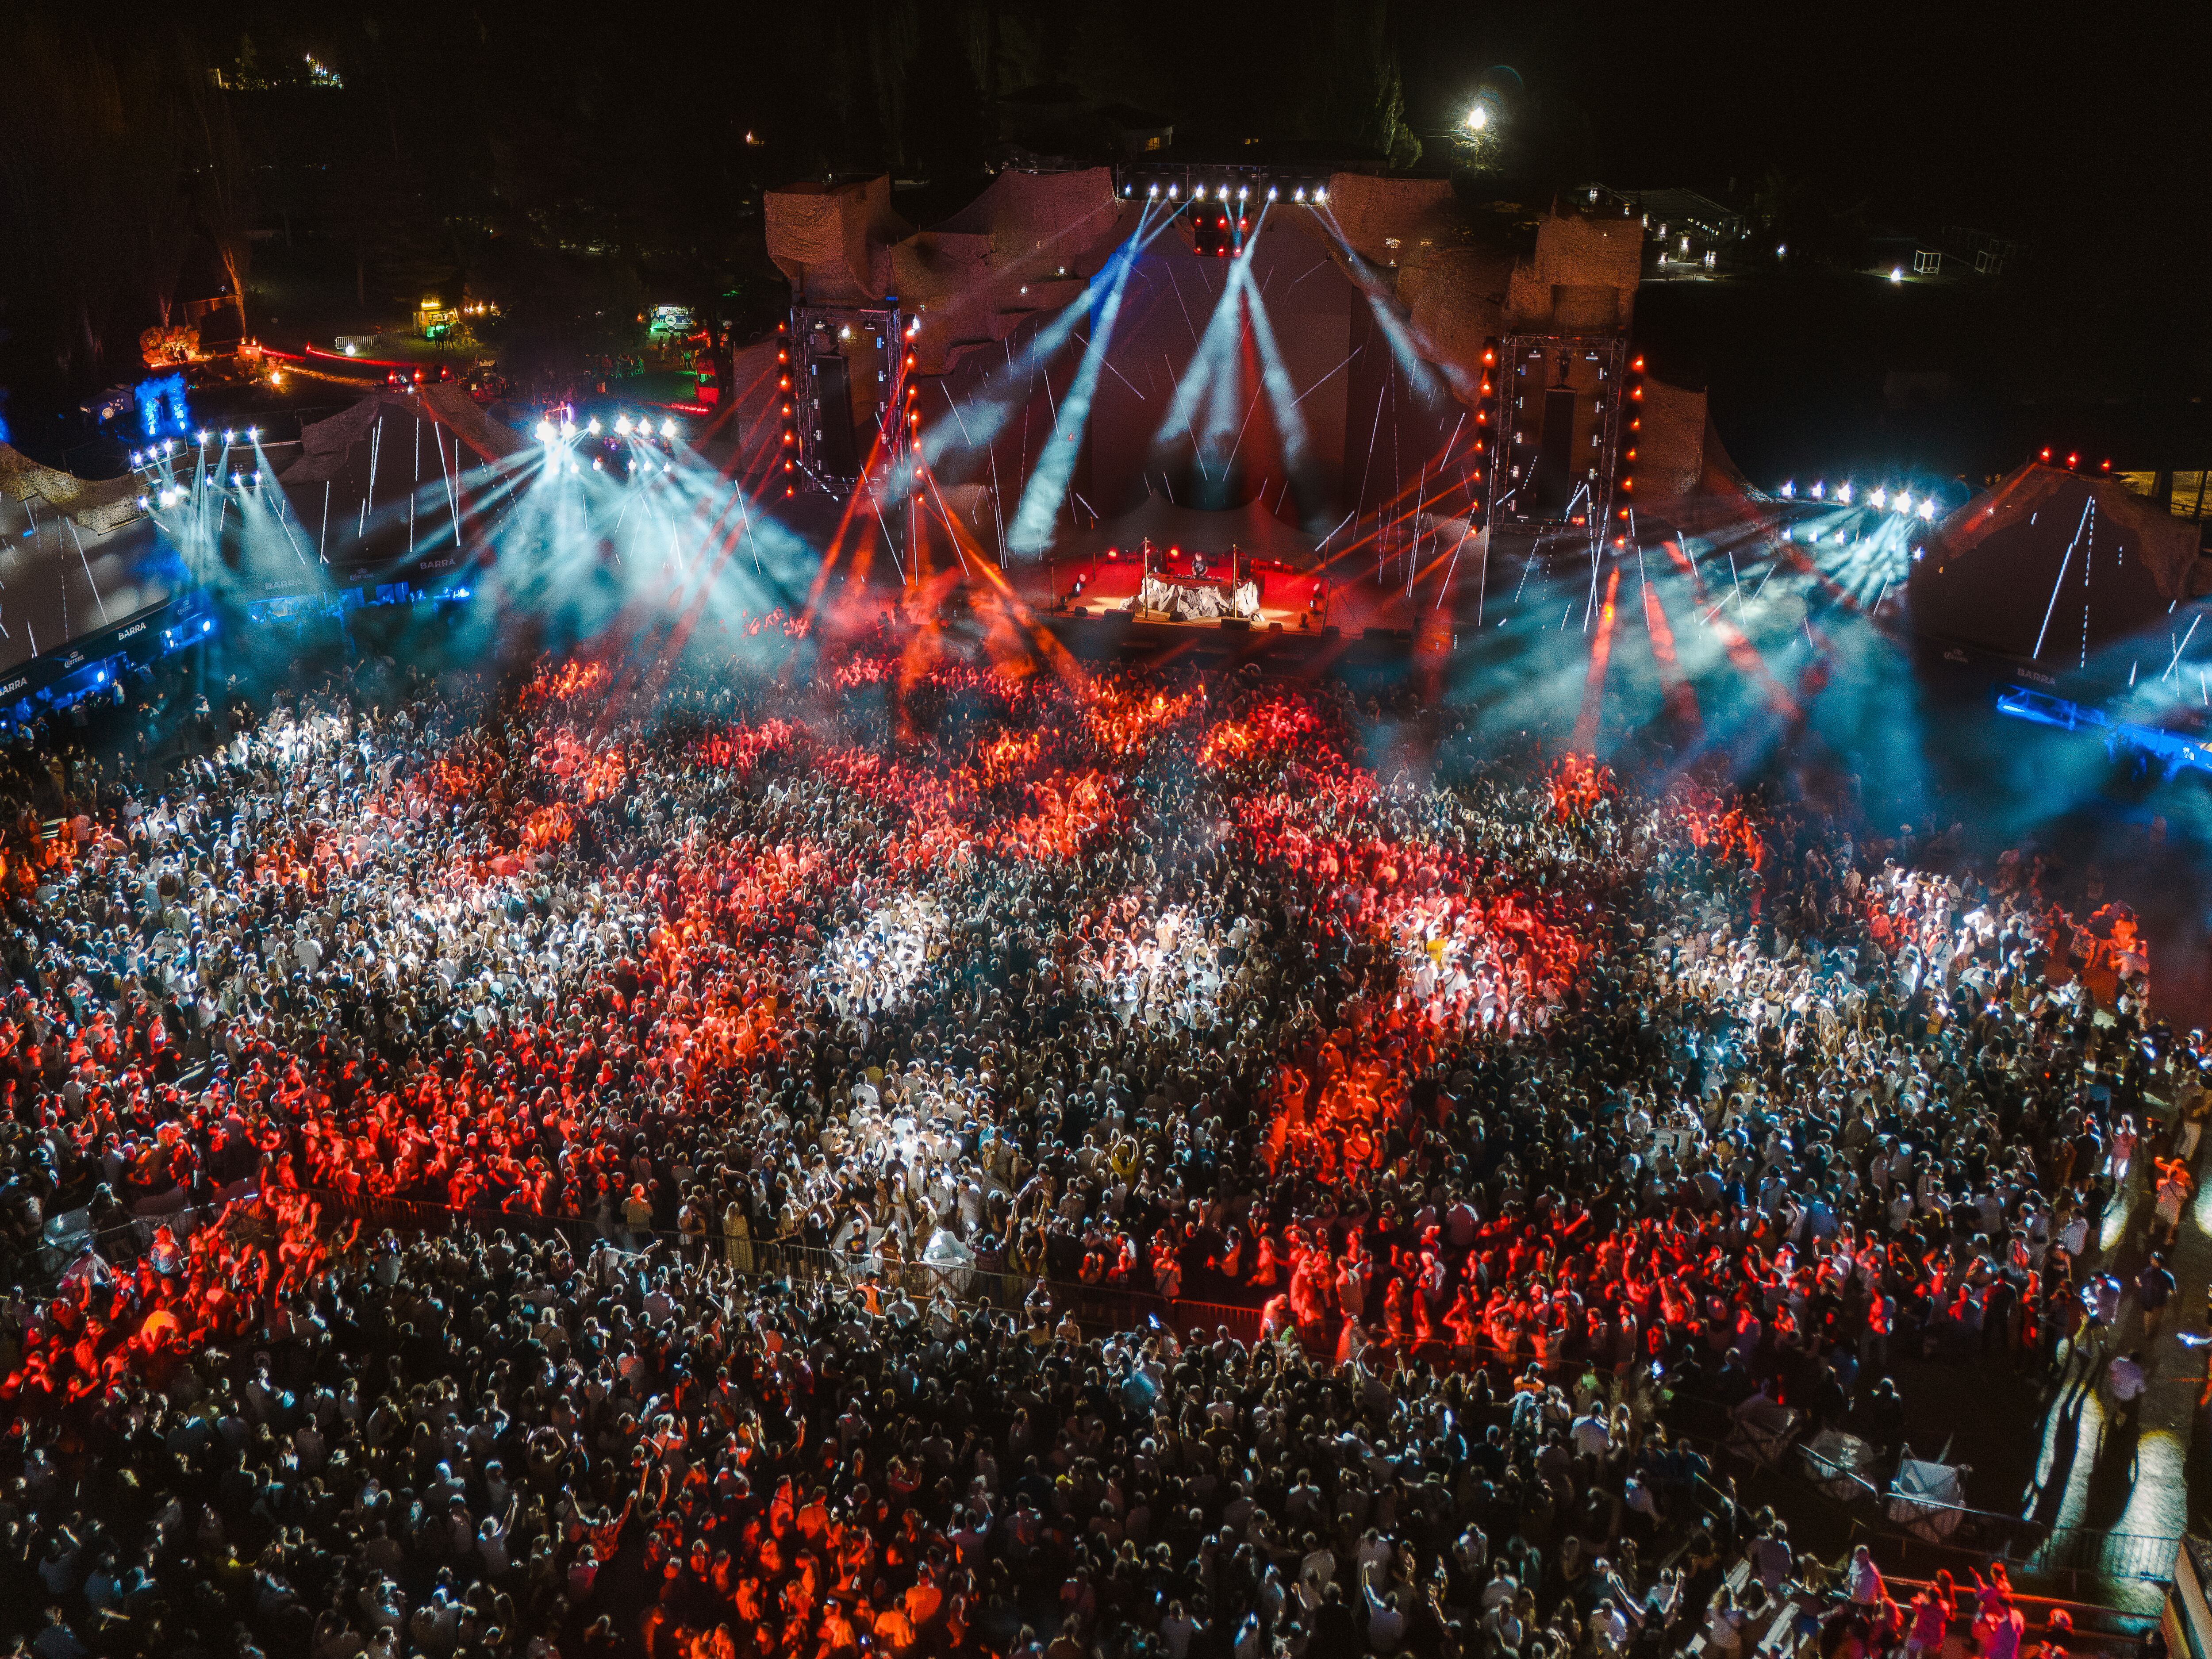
[1131,542,1260,622]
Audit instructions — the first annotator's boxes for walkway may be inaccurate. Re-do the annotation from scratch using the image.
[2018,1061,2209,1607]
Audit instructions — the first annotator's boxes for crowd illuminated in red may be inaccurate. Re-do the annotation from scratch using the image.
[0,634,2177,1659]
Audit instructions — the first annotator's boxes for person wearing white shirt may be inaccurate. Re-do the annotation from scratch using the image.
[1593,1598,1630,1653]
[2106,1350,2147,1427]
[1571,1408,1611,1460]
[1362,1563,1406,1655]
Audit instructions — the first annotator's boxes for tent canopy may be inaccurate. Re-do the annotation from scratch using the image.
[1051,495,1321,568]
[1910,462,2212,661]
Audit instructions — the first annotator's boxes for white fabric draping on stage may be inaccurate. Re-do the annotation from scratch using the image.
[1137,576,1259,622]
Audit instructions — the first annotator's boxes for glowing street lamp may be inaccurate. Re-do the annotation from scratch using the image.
[1464,104,1489,132]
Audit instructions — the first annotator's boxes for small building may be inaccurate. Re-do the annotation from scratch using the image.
[1583,184,1745,261]
[1096,104,1173,157]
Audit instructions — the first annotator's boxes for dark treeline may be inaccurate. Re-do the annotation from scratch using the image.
[2,0,2203,423]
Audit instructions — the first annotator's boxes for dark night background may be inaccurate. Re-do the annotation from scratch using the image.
[3,0,2207,485]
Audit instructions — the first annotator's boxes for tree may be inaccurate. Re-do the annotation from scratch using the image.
[184,52,258,339]
[1319,0,1409,160]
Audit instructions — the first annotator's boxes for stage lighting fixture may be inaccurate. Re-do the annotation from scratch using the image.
[1871,487,1887,509]
[223,430,235,442]
[1167,185,1178,198]
[1837,483,1852,504]
[1238,184,1248,199]
[199,430,210,445]
[586,418,601,435]
[536,420,555,442]
[1313,187,1327,203]
[1809,481,1824,500]
[137,495,150,509]
[1294,187,1306,201]
[1267,185,1278,200]
[203,620,213,633]
[561,418,576,436]
[661,418,678,438]
[1917,498,1936,519]
[248,427,258,441]
[1779,480,1794,498]
[615,415,633,435]
[229,472,241,486]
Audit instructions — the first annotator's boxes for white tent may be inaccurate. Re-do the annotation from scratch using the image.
[1888,1453,1969,1542]
[920,1226,977,1295]
[1799,1429,1877,1503]
[1724,1393,1801,1470]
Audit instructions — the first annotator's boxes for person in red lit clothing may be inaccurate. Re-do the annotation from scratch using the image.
[0,632,2157,1659]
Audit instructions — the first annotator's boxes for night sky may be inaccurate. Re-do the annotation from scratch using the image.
[1,0,2204,472]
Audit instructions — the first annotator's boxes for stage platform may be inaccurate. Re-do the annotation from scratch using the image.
[1012,549,1451,643]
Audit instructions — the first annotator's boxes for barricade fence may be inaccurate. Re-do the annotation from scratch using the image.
[37,1179,1271,1346]
[36,1179,2191,1603]
[33,1178,2189,1612]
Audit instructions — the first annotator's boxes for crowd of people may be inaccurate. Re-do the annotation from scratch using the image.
[0,631,2187,1659]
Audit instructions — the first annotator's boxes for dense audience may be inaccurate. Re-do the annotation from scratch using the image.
[0,634,2185,1659]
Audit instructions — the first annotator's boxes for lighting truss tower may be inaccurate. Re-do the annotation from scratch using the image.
[786,299,906,497]
[1484,333,1636,535]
